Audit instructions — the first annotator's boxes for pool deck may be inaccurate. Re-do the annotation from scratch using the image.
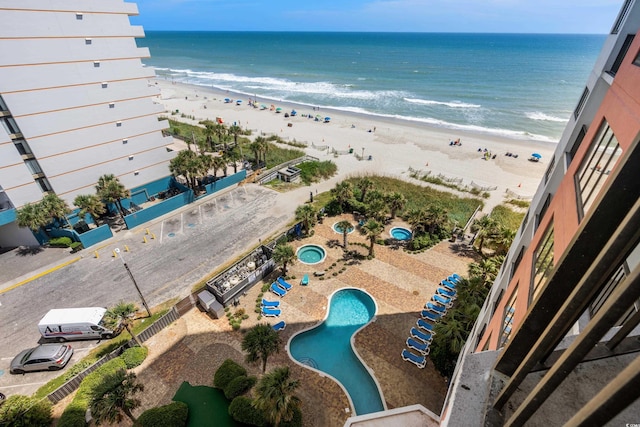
[95,213,479,426]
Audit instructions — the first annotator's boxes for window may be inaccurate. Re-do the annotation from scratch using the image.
[101,82,108,88]
[519,211,529,236]
[590,265,626,320]
[611,0,633,34]
[13,139,31,155]
[567,125,587,167]
[116,121,122,127]
[477,324,487,349]
[85,38,92,45]
[532,221,554,302]
[25,159,43,175]
[35,177,52,193]
[610,34,635,75]
[0,95,8,112]
[575,120,623,220]
[75,13,83,20]
[492,289,504,315]
[574,87,589,120]
[544,156,555,184]
[634,49,640,67]
[510,247,525,280]
[0,116,20,134]
[535,194,551,230]
[109,102,115,108]
[500,288,517,348]
[94,61,100,68]
[122,139,128,144]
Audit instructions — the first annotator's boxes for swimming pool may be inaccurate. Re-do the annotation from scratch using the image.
[332,221,355,234]
[288,288,385,415]
[296,244,327,265]
[390,227,412,241]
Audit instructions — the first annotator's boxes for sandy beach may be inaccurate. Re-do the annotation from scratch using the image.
[151,78,557,212]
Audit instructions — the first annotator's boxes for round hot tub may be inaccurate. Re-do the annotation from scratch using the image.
[390,227,412,241]
[297,244,327,265]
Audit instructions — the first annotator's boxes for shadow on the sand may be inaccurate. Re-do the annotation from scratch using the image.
[16,246,45,256]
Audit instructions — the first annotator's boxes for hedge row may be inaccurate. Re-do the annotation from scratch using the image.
[58,345,148,427]
[0,395,52,427]
[135,401,188,427]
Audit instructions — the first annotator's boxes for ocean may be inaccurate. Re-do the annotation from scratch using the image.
[137,32,606,143]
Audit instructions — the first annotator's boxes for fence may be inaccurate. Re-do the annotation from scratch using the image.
[256,155,319,185]
[47,302,192,404]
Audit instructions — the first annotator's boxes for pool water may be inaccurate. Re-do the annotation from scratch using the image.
[297,244,326,264]
[390,227,412,241]
[289,289,384,415]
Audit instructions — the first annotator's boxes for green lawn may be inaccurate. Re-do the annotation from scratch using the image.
[173,382,237,427]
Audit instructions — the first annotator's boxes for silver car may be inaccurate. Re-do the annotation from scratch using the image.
[10,344,73,374]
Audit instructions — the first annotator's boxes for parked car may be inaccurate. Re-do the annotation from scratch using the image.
[10,344,73,374]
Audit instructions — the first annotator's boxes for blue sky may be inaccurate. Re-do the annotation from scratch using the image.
[130,0,622,33]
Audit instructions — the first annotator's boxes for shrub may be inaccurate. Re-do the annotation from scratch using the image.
[135,401,188,427]
[213,359,247,389]
[58,357,127,427]
[224,375,257,400]
[279,406,303,427]
[0,395,52,427]
[48,236,73,248]
[63,359,94,381]
[231,322,241,331]
[70,241,83,252]
[122,346,148,369]
[228,396,266,426]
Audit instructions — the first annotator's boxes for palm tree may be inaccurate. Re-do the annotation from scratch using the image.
[41,193,71,228]
[386,192,406,219]
[425,205,448,235]
[248,140,262,167]
[406,208,427,240]
[213,123,227,146]
[16,202,48,233]
[272,244,296,276]
[364,190,387,222]
[472,215,499,253]
[434,313,468,354]
[357,177,374,202]
[96,174,130,219]
[198,153,215,179]
[211,155,227,179]
[241,323,282,373]
[361,219,383,257]
[89,369,143,425]
[253,366,301,426]
[228,124,242,145]
[493,226,516,256]
[202,120,216,151]
[331,181,354,211]
[468,257,499,285]
[103,302,142,346]
[74,194,106,225]
[336,220,353,251]
[226,146,242,174]
[169,150,201,190]
[295,204,317,235]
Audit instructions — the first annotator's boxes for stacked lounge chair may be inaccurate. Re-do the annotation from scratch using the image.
[262,299,280,308]
[277,276,293,291]
[270,282,287,297]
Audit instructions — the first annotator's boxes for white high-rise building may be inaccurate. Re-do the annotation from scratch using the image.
[0,0,174,247]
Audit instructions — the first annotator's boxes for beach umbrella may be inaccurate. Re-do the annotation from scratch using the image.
[224,98,231,103]
[531,153,542,159]
[324,116,331,122]
[276,107,282,113]
[260,104,267,110]
[291,110,297,116]
[236,99,242,104]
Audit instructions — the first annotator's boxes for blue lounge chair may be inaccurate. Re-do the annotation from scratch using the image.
[433,294,453,307]
[410,327,433,343]
[407,337,430,355]
[262,299,280,308]
[417,318,436,333]
[421,309,442,322]
[426,302,447,313]
[272,321,286,331]
[300,274,309,286]
[270,283,287,297]
[442,279,457,289]
[437,287,457,299]
[451,273,461,281]
[401,349,426,368]
[262,306,281,317]
[277,277,293,291]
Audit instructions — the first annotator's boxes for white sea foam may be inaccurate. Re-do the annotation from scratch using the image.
[525,111,567,122]
[404,98,481,109]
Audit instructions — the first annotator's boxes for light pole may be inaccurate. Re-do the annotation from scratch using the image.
[362,147,365,161]
[114,248,151,317]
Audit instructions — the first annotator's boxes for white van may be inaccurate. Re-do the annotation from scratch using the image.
[38,307,120,342]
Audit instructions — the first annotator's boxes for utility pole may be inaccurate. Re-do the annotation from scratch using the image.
[114,248,151,317]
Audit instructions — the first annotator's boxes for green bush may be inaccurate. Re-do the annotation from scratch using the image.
[0,395,52,427]
[70,242,83,252]
[58,357,127,427]
[228,396,266,426]
[135,401,188,427]
[122,346,148,369]
[224,375,257,400]
[63,359,94,381]
[213,359,247,390]
[48,236,73,248]
[279,406,303,427]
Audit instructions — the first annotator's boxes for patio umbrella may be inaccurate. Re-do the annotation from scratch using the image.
[531,153,542,159]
